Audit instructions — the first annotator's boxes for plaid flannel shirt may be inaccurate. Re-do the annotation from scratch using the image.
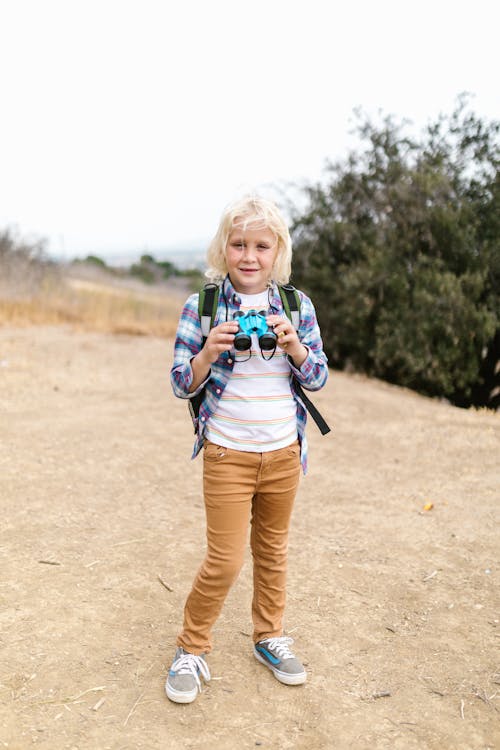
[170,276,328,474]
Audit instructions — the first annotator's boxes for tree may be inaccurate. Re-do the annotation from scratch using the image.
[290,96,499,408]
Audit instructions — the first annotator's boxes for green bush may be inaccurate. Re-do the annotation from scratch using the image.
[130,254,179,283]
[291,96,499,408]
[130,262,155,284]
[84,254,108,268]
[179,268,205,292]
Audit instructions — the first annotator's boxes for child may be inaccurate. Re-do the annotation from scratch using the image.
[167,195,328,703]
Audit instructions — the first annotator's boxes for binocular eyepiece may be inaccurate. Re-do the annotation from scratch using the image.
[233,309,277,351]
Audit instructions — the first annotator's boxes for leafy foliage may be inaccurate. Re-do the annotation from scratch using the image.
[130,254,179,283]
[290,96,499,408]
[84,254,108,268]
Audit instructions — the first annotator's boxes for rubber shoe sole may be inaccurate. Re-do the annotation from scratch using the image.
[165,680,198,703]
[254,648,307,685]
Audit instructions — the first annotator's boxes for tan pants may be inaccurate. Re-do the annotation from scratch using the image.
[177,440,301,655]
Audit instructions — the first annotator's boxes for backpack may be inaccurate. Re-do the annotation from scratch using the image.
[189,283,330,435]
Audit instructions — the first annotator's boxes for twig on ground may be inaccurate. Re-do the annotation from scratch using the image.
[428,686,445,697]
[420,676,445,696]
[111,539,146,547]
[472,687,500,712]
[460,699,465,719]
[241,721,275,731]
[423,570,437,582]
[124,691,145,727]
[157,575,173,592]
[38,560,61,566]
[31,686,106,706]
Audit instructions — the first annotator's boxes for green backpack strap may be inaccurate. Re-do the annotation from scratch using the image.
[188,283,219,431]
[198,283,220,344]
[278,284,301,329]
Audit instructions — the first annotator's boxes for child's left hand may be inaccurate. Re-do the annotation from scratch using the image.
[266,314,307,367]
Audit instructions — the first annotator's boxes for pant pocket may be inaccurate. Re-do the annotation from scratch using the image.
[285,439,300,459]
[203,441,228,462]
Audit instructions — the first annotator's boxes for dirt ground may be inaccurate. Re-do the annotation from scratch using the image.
[0,325,498,750]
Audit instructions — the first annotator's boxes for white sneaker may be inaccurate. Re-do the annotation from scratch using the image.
[165,647,211,703]
[254,636,307,685]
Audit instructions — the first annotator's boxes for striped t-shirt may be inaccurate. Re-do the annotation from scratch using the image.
[205,291,298,452]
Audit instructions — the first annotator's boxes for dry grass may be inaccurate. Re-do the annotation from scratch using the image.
[0,275,184,337]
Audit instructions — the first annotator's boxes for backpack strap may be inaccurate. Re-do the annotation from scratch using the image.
[293,382,331,435]
[279,284,331,435]
[278,284,301,330]
[188,283,219,431]
[199,283,220,343]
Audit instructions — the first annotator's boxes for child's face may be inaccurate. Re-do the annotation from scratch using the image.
[225,220,278,294]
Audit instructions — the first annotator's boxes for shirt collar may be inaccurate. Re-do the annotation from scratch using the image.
[222,275,283,311]
[269,282,283,312]
[222,274,239,305]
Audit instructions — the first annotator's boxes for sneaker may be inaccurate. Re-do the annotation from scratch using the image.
[254,636,307,685]
[165,647,211,703]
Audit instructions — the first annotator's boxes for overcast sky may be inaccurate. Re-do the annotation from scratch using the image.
[0,0,498,260]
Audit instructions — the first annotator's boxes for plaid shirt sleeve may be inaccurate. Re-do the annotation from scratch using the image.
[170,293,209,399]
[287,291,328,391]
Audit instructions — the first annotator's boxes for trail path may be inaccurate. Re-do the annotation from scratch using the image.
[0,326,498,749]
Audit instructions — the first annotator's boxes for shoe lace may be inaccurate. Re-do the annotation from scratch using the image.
[263,636,295,660]
[171,651,211,693]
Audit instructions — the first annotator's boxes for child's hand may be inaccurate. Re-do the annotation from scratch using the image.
[202,321,239,364]
[189,321,238,392]
[266,314,307,367]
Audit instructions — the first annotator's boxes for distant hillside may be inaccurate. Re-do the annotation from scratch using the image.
[86,247,207,271]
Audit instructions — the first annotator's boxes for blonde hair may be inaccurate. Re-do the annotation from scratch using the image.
[205,195,292,285]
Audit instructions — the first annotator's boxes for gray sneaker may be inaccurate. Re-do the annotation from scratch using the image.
[165,647,211,703]
[254,636,307,685]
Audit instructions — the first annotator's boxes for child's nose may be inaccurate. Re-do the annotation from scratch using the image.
[242,244,256,259]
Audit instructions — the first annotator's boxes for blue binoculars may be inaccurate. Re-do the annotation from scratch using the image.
[233,309,277,351]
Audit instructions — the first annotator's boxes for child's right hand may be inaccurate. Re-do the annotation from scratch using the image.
[189,321,238,392]
[202,321,239,364]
